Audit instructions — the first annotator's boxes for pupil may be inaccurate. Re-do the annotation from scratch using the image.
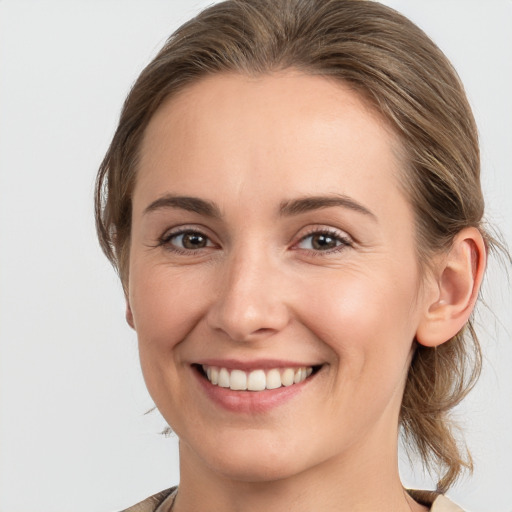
[183,232,206,249]
[312,234,336,250]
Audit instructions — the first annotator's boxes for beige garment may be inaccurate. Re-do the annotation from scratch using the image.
[431,495,465,512]
[120,487,465,512]
[120,487,176,512]
[408,489,465,512]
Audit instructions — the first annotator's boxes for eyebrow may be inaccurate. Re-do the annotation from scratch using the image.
[143,193,377,221]
[143,194,222,218]
[279,195,377,220]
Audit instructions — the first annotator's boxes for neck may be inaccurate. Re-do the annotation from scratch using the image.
[173,433,428,512]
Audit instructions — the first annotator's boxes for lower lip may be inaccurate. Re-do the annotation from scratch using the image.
[193,368,313,413]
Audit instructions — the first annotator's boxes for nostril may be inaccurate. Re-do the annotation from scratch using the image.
[253,328,276,335]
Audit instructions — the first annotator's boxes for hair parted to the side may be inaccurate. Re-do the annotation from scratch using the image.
[95,0,497,492]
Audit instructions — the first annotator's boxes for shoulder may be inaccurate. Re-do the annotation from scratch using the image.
[119,487,177,512]
[121,487,465,512]
[408,490,466,512]
[431,495,466,512]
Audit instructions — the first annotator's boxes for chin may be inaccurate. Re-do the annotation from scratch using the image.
[181,431,317,484]
[207,453,306,484]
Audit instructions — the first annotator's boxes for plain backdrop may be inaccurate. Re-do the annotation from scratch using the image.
[0,1,511,511]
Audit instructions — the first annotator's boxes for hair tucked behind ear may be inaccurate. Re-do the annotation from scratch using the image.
[95,0,506,491]
[401,330,481,491]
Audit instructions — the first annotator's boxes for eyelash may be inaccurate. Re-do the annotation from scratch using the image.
[294,228,353,255]
[157,227,216,255]
[156,226,353,255]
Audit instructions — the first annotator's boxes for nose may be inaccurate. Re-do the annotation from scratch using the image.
[206,248,291,343]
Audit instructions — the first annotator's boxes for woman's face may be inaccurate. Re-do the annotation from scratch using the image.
[128,71,431,482]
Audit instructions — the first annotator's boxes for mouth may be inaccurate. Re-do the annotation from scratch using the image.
[195,364,322,392]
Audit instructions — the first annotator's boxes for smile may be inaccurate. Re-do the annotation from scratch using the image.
[201,365,315,391]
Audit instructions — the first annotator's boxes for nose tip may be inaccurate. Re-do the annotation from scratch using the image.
[207,291,290,343]
[205,258,290,342]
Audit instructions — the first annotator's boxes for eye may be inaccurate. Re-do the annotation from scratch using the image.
[295,229,352,252]
[159,229,215,252]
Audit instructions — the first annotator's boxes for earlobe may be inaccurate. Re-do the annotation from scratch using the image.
[126,301,135,329]
[416,227,486,347]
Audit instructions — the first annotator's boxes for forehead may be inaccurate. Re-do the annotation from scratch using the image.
[135,71,405,218]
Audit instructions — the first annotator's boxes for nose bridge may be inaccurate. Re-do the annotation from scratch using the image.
[207,241,289,341]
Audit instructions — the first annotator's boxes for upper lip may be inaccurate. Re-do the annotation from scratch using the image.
[194,358,322,371]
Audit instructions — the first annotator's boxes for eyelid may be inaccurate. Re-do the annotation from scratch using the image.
[153,223,353,255]
[157,224,218,252]
[291,225,354,253]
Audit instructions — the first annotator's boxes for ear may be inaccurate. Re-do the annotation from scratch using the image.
[125,301,135,330]
[416,227,487,347]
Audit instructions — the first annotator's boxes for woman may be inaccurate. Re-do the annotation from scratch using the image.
[95,1,497,510]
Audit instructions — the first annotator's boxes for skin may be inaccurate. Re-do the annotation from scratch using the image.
[126,71,482,511]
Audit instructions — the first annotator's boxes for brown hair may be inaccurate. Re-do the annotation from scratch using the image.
[95,0,495,492]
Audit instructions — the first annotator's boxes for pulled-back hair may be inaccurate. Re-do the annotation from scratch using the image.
[95,0,496,492]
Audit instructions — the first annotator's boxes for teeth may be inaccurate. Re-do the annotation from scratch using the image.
[201,365,314,391]
[281,368,295,386]
[266,369,282,390]
[230,369,247,390]
[247,369,266,391]
[218,368,230,388]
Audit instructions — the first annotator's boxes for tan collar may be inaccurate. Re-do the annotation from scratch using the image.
[407,490,465,511]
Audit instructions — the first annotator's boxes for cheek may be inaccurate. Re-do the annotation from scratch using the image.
[128,262,212,416]
[301,267,420,381]
[305,265,419,338]
[128,262,210,350]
